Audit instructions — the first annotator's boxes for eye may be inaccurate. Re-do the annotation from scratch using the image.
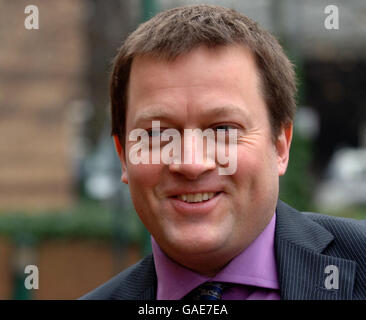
[212,124,236,132]
[146,128,164,137]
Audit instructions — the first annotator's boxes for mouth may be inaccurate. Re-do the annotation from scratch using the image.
[167,191,223,215]
[172,192,220,203]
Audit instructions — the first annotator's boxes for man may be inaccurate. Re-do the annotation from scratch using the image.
[81,5,366,300]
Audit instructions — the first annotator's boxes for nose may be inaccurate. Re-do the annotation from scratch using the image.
[168,133,216,179]
[168,129,217,179]
[169,161,216,180]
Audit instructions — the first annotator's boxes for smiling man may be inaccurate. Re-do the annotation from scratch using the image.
[81,5,366,300]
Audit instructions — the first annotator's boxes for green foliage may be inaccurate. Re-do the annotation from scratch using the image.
[279,131,315,212]
[0,200,145,243]
[321,205,366,220]
[278,45,316,212]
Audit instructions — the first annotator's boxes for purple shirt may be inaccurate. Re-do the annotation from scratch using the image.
[152,212,280,300]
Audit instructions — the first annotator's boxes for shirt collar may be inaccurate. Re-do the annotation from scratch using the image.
[152,212,279,300]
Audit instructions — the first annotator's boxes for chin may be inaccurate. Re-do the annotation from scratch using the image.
[167,232,228,256]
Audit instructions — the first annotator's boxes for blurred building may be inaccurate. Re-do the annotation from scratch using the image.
[0,0,141,300]
[0,0,87,210]
[0,0,140,211]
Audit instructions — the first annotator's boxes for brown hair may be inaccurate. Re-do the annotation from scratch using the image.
[110,4,296,145]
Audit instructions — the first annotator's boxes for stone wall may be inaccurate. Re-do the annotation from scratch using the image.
[0,0,87,210]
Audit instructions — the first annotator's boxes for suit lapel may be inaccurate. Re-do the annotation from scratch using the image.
[110,254,157,300]
[275,201,356,299]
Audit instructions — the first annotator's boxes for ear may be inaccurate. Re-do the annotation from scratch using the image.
[275,123,293,176]
[113,135,128,184]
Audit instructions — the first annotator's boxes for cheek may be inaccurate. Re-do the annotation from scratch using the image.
[234,147,263,179]
[230,144,278,229]
[126,163,164,226]
[127,163,162,191]
[232,144,278,194]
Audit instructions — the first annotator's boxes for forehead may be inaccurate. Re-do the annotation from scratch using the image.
[126,44,264,125]
[129,44,258,89]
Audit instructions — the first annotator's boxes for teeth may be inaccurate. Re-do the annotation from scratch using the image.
[187,194,195,202]
[177,192,217,203]
[194,193,202,202]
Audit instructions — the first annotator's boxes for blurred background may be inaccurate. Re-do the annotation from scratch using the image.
[0,0,365,299]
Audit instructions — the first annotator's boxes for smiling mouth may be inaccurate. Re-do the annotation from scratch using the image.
[172,192,221,203]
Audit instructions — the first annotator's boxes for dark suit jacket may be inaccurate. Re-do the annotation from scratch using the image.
[80,200,366,300]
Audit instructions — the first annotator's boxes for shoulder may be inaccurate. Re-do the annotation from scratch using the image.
[301,211,366,259]
[276,200,366,259]
[79,254,156,300]
[302,211,366,241]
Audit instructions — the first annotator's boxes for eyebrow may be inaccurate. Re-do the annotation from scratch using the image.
[132,104,249,127]
[133,107,176,127]
[206,105,249,119]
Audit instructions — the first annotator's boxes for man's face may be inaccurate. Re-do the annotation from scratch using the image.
[115,44,292,275]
